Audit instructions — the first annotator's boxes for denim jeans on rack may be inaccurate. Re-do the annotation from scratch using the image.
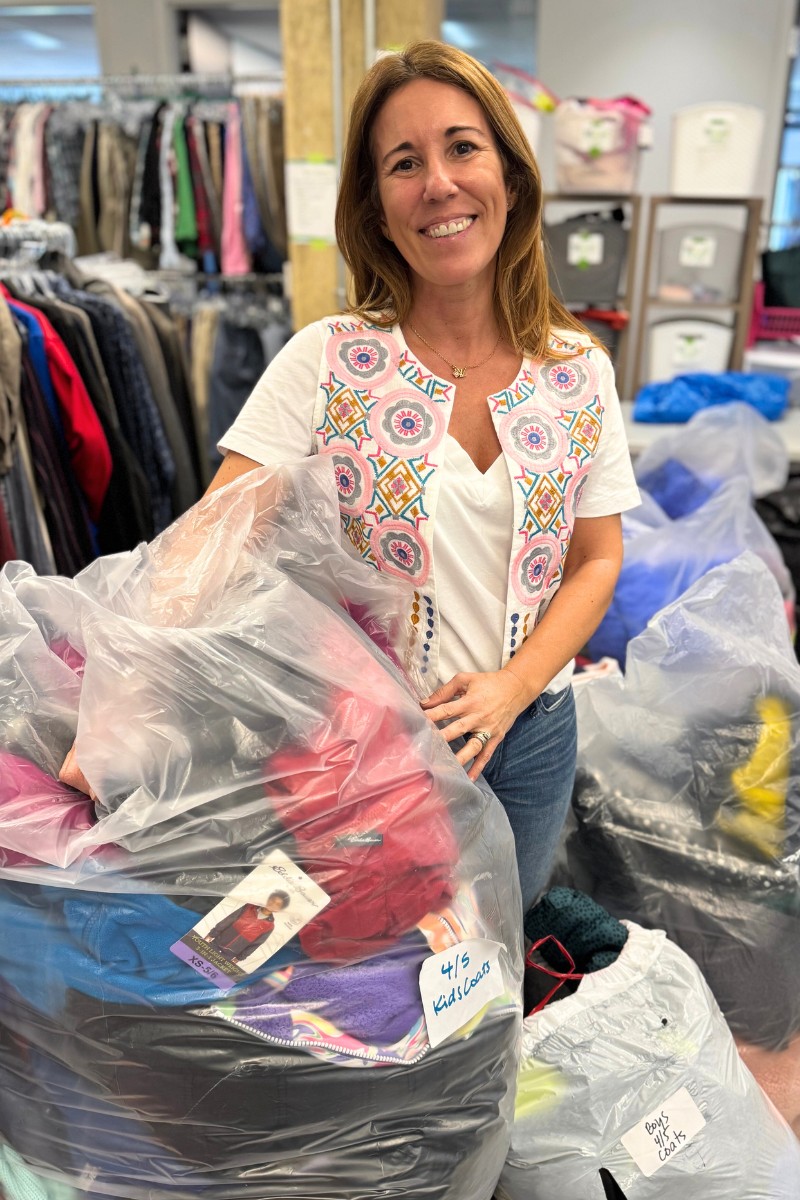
[481,685,577,917]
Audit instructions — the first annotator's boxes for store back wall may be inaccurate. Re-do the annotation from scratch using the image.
[535,0,795,198]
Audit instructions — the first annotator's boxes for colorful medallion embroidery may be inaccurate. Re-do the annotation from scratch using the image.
[563,464,592,528]
[325,328,399,388]
[499,408,568,473]
[371,520,431,584]
[511,534,562,606]
[372,389,446,459]
[322,445,372,515]
[536,355,599,409]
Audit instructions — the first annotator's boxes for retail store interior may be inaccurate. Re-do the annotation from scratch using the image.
[1,2,800,1198]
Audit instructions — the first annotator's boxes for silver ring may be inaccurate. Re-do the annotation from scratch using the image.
[470,729,491,750]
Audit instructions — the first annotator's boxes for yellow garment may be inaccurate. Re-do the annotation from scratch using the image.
[514,1056,567,1121]
[718,695,791,859]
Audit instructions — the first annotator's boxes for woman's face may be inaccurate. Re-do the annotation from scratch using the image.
[371,77,514,298]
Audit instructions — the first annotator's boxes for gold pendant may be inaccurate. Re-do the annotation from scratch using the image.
[452,366,466,379]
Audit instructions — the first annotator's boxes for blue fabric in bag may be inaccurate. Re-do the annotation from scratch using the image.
[633,372,790,424]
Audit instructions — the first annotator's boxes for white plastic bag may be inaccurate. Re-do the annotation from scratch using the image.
[498,922,800,1199]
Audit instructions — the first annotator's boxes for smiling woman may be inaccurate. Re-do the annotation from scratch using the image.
[212,40,642,917]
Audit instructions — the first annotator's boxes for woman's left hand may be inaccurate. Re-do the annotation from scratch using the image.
[420,669,535,781]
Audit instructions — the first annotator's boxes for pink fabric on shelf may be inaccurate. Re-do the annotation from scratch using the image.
[220,102,251,276]
[0,751,97,867]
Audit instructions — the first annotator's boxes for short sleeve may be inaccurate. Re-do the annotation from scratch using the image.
[577,349,641,517]
[217,321,326,466]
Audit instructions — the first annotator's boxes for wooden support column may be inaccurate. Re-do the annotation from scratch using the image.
[280,0,339,328]
[280,0,442,328]
[376,0,443,49]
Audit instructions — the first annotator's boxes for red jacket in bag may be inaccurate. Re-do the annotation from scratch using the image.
[265,688,458,960]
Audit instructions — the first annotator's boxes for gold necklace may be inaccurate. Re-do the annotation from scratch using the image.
[408,322,502,379]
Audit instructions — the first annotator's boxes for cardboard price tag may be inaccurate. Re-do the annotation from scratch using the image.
[419,939,505,1048]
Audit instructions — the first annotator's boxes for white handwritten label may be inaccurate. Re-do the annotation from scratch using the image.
[567,231,604,267]
[679,235,717,268]
[419,938,505,1048]
[620,1086,706,1178]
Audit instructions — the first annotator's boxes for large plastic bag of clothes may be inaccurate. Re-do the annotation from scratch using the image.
[570,552,800,1066]
[633,371,790,424]
[497,919,800,1199]
[587,477,795,667]
[0,457,523,1200]
[634,402,790,519]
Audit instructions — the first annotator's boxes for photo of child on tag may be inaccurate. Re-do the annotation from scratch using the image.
[171,850,330,989]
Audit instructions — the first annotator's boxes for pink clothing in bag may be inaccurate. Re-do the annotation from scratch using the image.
[0,751,97,867]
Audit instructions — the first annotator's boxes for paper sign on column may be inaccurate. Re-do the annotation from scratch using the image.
[419,939,505,1048]
[620,1085,706,1178]
[285,160,337,244]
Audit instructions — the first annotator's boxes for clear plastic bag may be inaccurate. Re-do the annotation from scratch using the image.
[497,921,800,1199]
[634,402,790,517]
[0,458,523,1199]
[588,478,795,667]
[571,552,800,1058]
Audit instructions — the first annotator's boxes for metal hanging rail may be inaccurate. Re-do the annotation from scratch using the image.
[0,71,283,91]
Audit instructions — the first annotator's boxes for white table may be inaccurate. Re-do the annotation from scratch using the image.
[620,401,800,462]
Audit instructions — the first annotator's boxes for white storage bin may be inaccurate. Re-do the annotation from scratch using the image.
[670,103,764,197]
[647,318,734,383]
[656,223,743,303]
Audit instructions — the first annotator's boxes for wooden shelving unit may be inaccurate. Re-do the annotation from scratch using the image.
[631,195,763,395]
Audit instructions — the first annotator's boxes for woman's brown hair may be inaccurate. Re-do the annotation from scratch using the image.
[335,39,595,361]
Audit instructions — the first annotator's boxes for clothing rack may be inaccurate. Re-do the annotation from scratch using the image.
[0,220,77,260]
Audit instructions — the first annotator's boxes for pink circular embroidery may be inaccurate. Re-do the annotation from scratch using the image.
[536,355,599,409]
[370,520,431,584]
[326,328,399,388]
[564,464,592,527]
[511,534,562,605]
[321,445,373,515]
[371,389,445,460]
[499,408,568,473]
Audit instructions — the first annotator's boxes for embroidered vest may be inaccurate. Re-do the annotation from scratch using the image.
[312,317,605,680]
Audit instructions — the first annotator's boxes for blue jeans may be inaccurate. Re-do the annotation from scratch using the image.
[481,685,577,917]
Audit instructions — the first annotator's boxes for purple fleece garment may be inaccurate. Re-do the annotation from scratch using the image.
[229,934,427,1045]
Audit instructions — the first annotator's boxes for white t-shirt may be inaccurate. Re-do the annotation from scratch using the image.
[219,319,641,692]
